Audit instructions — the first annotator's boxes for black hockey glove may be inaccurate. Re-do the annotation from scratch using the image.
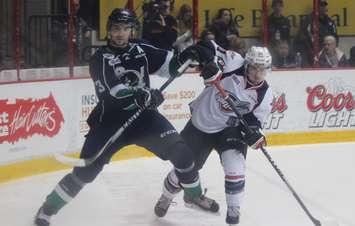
[179,40,216,66]
[133,88,151,110]
[149,89,164,109]
[243,127,266,150]
[200,61,222,86]
[169,55,183,78]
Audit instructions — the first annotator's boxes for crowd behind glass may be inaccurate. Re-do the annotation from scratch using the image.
[1,0,354,71]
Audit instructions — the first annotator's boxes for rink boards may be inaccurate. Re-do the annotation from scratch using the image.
[1,68,355,183]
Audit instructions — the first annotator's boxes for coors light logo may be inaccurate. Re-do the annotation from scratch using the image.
[0,94,64,144]
[263,87,288,130]
[306,78,355,128]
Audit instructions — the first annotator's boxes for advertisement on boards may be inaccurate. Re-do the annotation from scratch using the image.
[306,77,355,129]
[0,94,64,144]
[0,79,92,165]
[1,69,355,165]
[266,69,355,133]
[263,88,288,130]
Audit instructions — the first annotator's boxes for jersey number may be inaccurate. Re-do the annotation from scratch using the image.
[95,80,105,93]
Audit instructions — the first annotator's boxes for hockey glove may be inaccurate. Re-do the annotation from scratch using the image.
[200,61,222,86]
[243,127,266,150]
[133,88,151,110]
[179,40,215,66]
[169,55,183,78]
[149,89,164,109]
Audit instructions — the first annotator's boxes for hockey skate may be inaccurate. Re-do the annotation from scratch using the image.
[154,193,176,217]
[34,206,51,226]
[183,189,219,213]
[226,206,240,225]
[154,175,182,217]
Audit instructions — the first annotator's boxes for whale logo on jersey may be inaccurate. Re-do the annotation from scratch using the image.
[103,53,146,88]
[215,91,250,114]
[115,69,145,88]
[103,54,121,65]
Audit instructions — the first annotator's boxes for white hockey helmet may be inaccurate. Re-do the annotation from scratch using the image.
[245,46,272,83]
[245,46,272,69]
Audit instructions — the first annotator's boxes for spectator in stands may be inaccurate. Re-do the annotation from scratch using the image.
[52,0,92,66]
[209,8,239,49]
[318,35,348,68]
[173,4,193,52]
[229,36,247,57]
[273,40,297,68]
[268,0,290,45]
[294,0,337,67]
[349,46,355,67]
[77,0,99,31]
[142,0,178,50]
[200,29,215,42]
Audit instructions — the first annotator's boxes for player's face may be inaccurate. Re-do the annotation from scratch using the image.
[109,23,132,48]
[247,64,269,84]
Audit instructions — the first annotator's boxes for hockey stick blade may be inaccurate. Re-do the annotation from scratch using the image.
[54,110,140,167]
[260,146,322,226]
[54,59,192,167]
[54,153,86,167]
[212,81,322,226]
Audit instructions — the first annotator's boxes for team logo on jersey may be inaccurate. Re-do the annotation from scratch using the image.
[103,53,146,88]
[104,54,122,66]
[122,53,135,61]
[215,91,250,114]
[217,56,225,69]
[116,69,145,88]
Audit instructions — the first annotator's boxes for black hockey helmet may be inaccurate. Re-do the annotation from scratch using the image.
[107,8,136,30]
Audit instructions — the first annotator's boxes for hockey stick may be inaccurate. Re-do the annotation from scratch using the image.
[54,59,192,167]
[212,81,322,226]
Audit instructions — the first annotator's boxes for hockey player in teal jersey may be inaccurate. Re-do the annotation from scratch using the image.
[34,8,219,226]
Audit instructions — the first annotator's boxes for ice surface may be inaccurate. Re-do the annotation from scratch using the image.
[0,142,354,226]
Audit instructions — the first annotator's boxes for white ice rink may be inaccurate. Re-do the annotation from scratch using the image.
[1,142,355,226]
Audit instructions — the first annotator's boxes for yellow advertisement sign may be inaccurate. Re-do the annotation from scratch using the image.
[198,0,354,37]
[99,0,355,40]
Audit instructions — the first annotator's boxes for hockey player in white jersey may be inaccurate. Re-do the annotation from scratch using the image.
[154,45,273,225]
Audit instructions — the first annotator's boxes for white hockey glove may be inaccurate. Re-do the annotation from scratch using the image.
[200,61,222,86]
[243,127,266,150]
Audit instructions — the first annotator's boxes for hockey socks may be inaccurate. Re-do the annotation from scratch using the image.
[174,164,219,212]
[173,162,202,198]
[39,173,85,216]
[224,176,245,225]
[163,170,183,197]
[181,180,202,198]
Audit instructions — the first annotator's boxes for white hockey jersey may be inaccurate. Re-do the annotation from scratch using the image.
[210,40,245,78]
[190,73,273,134]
